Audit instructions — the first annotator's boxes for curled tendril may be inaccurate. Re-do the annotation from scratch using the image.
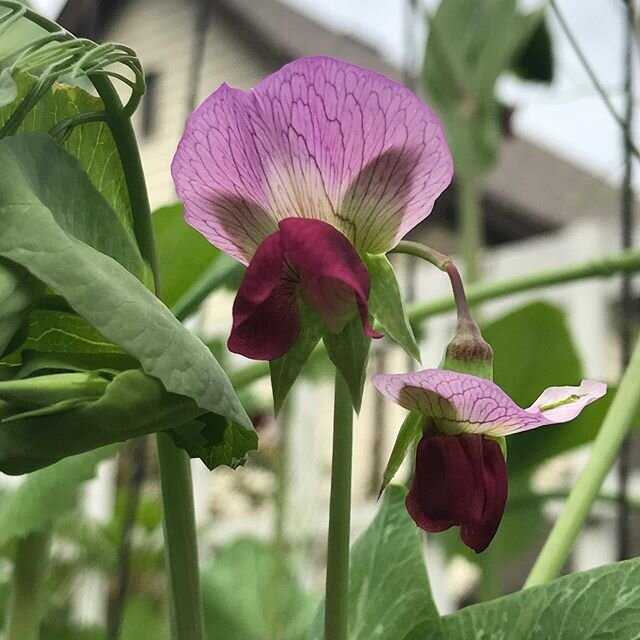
[0,0,145,134]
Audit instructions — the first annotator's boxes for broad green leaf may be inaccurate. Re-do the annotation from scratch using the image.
[0,369,203,473]
[170,412,257,471]
[152,203,220,309]
[0,445,118,546]
[2,309,126,365]
[0,68,16,106]
[120,598,169,640]
[0,69,134,236]
[442,557,640,639]
[0,134,253,459]
[0,258,44,356]
[363,253,421,362]
[307,485,443,640]
[270,304,325,415]
[380,410,424,495]
[202,538,318,640]
[0,132,144,279]
[324,317,371,412]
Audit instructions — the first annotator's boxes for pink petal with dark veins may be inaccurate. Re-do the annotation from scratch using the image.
[372,369,606,437]
[172,57,453,262]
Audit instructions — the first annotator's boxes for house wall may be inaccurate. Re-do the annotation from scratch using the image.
[103,0,275,210]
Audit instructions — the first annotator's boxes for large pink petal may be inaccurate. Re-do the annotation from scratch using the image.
[172,57,453,262]
[172,84,278,263]
[227,232,300,360]
[280,218,381,338]
[371,369,606,437]
[255,57,453,253]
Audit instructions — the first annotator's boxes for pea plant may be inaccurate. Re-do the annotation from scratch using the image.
[0,2,639,639]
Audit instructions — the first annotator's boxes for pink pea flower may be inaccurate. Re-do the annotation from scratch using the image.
[172,57,453,360]
[372,369,607,552]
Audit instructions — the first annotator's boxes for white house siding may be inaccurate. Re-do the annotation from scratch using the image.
[103,0,275,210]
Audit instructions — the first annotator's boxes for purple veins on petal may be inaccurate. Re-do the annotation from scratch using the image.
[171,56,453,262]
[372,369,606,437]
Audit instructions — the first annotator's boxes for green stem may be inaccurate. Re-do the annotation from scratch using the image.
[460,175,483,284]
[408,247,640,323]
[5,530,51,640]
[156,432,206,639]
[524,335,640,588]
[324,370,354,640]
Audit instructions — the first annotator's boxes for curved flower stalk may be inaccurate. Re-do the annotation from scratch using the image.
[372,369,606,552]
[172,56,453,362]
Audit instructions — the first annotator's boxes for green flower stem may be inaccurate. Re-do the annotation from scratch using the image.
[156,432,206,639]
[460,175,483,283]
[408,247,640,323]
[524,335,640,588]
[324,370,355,640]
[5,530,51,640]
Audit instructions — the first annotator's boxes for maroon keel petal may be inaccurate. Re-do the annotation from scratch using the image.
[228,232,300,360]
[279,218,382,338]
[406,433,507,553]
[460,437,508,553]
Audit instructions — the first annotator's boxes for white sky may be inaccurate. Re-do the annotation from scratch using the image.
[280,0,640,189]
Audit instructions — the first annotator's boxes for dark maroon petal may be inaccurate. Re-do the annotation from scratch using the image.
[460,438,508,553]
[405,434,507,553]
[228,232,300,360]
[279,218,382,338]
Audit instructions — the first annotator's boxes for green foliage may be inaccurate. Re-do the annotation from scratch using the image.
[380,411,424,495]
[308,485,442,640]
[0,132,254,471]
[0,369,204,473]
[0,69,134,236]
[270,304,325,414]
[152,203,220,309]
[512,16,554,83]
[442,557,640,639]
[324,317,371,412]
[423,0,543,179]
[363,253,421,362]
[201,539,317,640]
[0,446,117,546]
[0,258,44,356]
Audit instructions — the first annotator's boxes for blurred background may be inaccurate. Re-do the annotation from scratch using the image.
[2,0,638,638]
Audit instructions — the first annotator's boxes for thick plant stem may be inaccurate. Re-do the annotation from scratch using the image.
[324,370,355,640]
[459,175,482,284]
[5,530,51,640]
[524,335,640,588]
[156,432,206,640]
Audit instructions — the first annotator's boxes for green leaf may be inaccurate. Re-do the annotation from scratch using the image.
[270,304,325,415]
[152,203,220,309]
[307,485,443,640]
[0,445,118,546]
[169,412,257,471]
[0,68,17,107]
[0,369,204,473]
[2,309,126,366]
[363,253,420,362]
[512,14,553,83]
[380,411,424,495]
[0,258,44,356]
[323,317,371,412]
[202,538,318,640]
[0,134,254,462]
[442,557,640,639]
[0,132,144,279]
[0,69,134,237]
